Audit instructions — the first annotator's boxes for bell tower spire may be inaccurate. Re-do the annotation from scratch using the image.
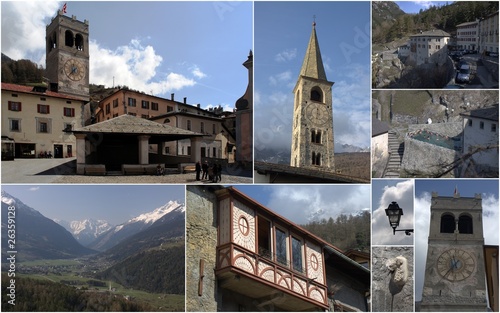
[290,20,335,171]
[298,19,327,81]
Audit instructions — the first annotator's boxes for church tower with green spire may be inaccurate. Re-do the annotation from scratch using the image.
[290,21,335,170]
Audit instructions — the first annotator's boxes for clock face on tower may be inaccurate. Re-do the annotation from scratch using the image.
[305,103,329,127]
[64,59,85,81]
[437,248,475,281]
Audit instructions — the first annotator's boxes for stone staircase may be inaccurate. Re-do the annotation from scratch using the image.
[384,130,405,178]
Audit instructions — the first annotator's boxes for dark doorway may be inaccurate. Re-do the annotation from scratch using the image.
[54,144,63,158]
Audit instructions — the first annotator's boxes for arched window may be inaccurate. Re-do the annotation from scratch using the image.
[312,152,316,165]
[311,130,315,143]
[316,153,321,166]
[310,87,322,102]
[440,214,455,233]
[187,120,191,130]
[315,131,321,144]
[75,34,84,51]
[164,118,170,124]
[458,214,473,234]
[65,30,74,47]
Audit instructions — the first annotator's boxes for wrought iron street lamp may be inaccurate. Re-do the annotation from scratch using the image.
[385,201,414,235]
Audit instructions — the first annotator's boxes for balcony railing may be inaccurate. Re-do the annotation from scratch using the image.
[216,242,328,308]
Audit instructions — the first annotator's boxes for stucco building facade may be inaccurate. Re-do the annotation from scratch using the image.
[409,30,450,66]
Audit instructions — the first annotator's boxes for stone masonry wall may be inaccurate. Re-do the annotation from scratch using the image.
[372,246,414,312]
[186,186,219,312]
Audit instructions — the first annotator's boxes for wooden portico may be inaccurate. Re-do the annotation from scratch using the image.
[72,114,204,174]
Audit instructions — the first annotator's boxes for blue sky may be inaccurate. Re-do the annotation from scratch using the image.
[395,1,452,14]
[1,185,185,225]
[1,1,252,110]
[254,1,371,155]
[414,179,499,301]
[232,184,371,225]
[372,179,414,245]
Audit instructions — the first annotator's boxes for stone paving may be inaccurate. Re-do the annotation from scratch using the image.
[1,158,253,184]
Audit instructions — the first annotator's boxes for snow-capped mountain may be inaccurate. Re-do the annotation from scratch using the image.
[1,191,95,261]
[89,200,184,251]
[55,219,113,246]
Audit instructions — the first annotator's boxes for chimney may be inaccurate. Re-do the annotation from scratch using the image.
[184,97,187,104]
[197,104,200,108]
[171,93,175,101]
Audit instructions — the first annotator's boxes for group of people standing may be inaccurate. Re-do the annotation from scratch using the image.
[196,160,222,183]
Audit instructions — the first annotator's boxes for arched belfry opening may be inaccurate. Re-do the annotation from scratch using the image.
[75,34,84,51]
[440,213,455,233]
[310,87,323,102]
[65,30,74,47]
[458,214,473,234]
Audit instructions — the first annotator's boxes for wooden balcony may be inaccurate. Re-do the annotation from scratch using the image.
[215,242,329,311]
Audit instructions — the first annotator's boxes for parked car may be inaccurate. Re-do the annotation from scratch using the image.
[456,64,471,84]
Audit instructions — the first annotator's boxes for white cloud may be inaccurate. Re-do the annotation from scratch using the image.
[191,65,207,79]
[275,48,297,62]
[266,185,370,225]
[412,1,434,10]
[269,70,292,86]
[1,1,60,62]
[372,180,414,245]
[29,187,40,192]
[90,40,196,95]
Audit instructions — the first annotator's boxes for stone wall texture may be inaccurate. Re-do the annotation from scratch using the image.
[372,246,414,312]
[186,186,219,312]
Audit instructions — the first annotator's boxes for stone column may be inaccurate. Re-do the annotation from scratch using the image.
[138,135,150,165]
[75,133,87,175]
[158,141,165,156]
[190,136,202,163]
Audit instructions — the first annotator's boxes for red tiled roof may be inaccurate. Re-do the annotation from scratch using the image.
[1,82,87,102]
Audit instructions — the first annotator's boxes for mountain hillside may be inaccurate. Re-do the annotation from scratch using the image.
[88,201,184,251]
[1,191,95,262]
[372,1,405,29]
[56,219,113,246]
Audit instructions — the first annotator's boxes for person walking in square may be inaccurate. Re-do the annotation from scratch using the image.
[195,161,202,181]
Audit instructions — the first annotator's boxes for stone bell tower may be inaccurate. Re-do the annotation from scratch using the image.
[420,192,487,312]
[46,9,90,101]
[290,21,334,170]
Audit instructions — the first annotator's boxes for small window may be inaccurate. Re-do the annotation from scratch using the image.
[64,123,73,132]
[37,104,50,114]
[128,98,136,107]
[468,120,473,127]
[141,100,149,109]
[141,114,149,119]
[201,122,205,133]
[113,113,118,118]
[39,122,48,133]
[151,102,159,111]
[9,119,20,132]
[187,120,191,131]
[187,146,191,155]
[480,121,484,129]
[128,112,136,116]
[113,99,118,107]
[212,124,216,135]
[105,104,110,114]
[63,107,75,117]
[213,147,216,158]
[8,101,22,112]
[292,236,303,273]
[167,106,174,112]
[275,228,287,266]
[491,124,497,132]
[165,147,170,154]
